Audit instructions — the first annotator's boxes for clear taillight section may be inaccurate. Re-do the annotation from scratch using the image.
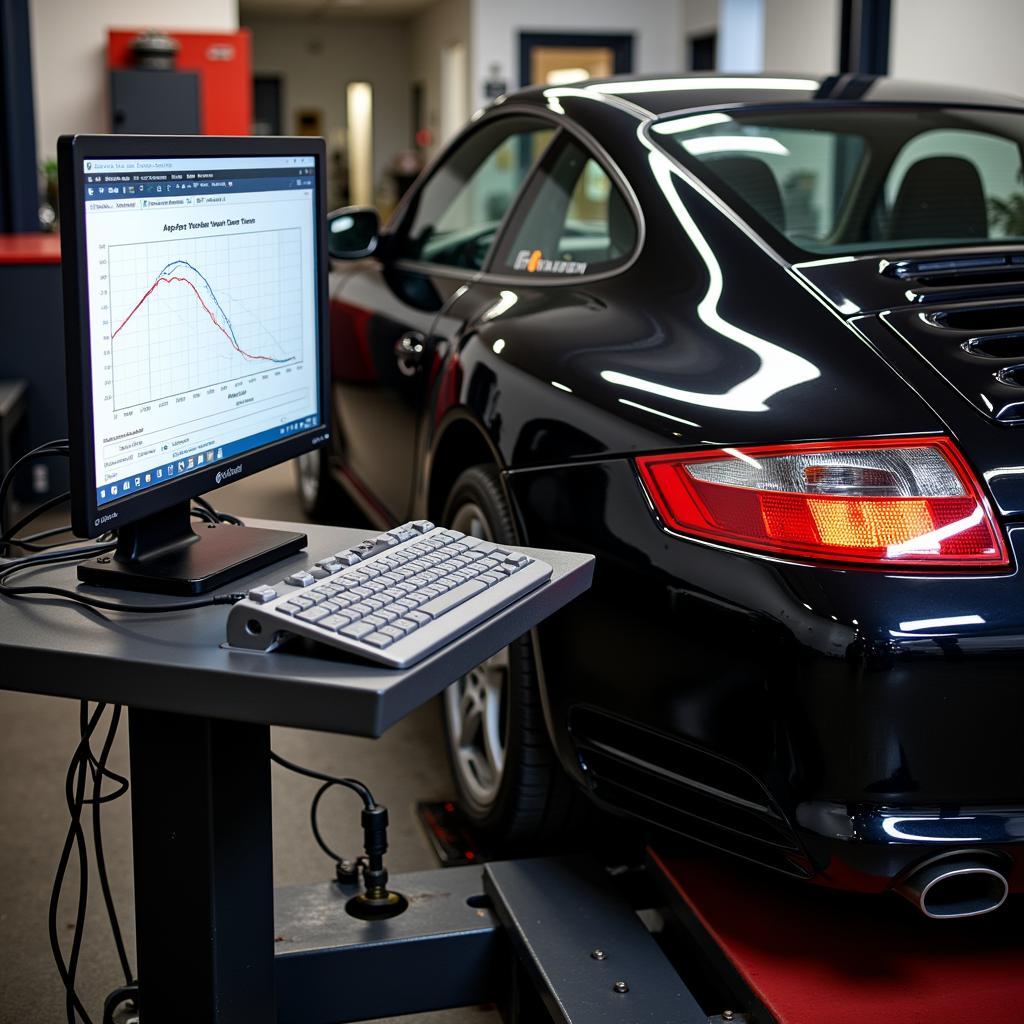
[636,438,1008,569]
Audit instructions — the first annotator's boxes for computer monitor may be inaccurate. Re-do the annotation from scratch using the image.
[58,134,331,595]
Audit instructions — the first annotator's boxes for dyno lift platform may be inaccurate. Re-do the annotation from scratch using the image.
[271,847,1024,1024]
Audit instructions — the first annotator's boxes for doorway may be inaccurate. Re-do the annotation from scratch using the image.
[518,32,634,88]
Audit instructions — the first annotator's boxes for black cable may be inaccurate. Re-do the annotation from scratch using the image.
[1,523,76,552]
[0,545,243,613]
[269,750,376,809]
[310,781,348,862]
[0,490,70,547]
[0,441,69,536]
[49,701,104,1024]
[64,703,93,1023]
[89,706,133,987]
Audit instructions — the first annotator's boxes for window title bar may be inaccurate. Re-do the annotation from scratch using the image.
[83,155,316,173]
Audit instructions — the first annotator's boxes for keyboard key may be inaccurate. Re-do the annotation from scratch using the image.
[442,530,464,541]
[365,580,388,593]
[411,520,434,533]
[379,625,405,642]
[341,621,375,640]
[315,558,341,571]
[364,596,387,610]
[481,572,504,586]
[309,567,331,580]
[292,595,316,609]
[333,549,362,565]
[348,602,375,617]
[320,613,353,631]
[276,601,302,615]
[286,571,315,587]
[394,598,418,613]
[505,552,530,566]
[419,579,488,619]
[247,585,277,603]
[364,614,388,629]
[350,586,373,600]
[391,618,418,635]
[406,610,431,626]
[297,607,330,623]
[364,631,394,648]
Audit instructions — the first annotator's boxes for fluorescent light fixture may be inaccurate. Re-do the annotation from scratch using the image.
[682,136,789,157]
[492,338,506,354]
[551,381,572,393]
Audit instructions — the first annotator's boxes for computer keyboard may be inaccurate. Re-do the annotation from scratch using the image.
[225,520,552,667]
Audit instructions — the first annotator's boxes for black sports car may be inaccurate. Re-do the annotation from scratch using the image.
[300,73,1024,918]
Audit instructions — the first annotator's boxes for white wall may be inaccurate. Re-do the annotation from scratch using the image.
[244,16,412,205]
[469,0,684,110]
[29,0,239,162]
[410,0,472,156]
[763,0,838,74]
[683,0,720,42]
[891,0,1024,100]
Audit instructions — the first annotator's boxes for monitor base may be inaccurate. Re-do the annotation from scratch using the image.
[78,502,307,596]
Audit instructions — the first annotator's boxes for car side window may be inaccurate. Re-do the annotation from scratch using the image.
[396,117,555,271]
[493,136,637,277]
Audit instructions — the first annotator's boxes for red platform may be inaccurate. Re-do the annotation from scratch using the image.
[651,849,1024,1024]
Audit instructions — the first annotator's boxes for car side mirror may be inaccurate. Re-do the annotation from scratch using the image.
[327,206,380,259]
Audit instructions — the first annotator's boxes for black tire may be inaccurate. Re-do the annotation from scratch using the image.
[294,449,364,525]
[441,464,583,847]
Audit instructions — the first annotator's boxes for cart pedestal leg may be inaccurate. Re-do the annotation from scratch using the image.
[129,709,275,1024]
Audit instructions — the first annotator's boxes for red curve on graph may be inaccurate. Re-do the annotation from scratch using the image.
[110,274,280,362]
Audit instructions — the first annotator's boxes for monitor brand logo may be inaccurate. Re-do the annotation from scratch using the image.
[95,512,118,527]
[215,464,243,485]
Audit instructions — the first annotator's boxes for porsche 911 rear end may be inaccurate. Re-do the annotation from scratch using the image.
[506,86,1024,917]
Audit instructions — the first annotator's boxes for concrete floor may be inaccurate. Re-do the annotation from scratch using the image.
[0,463,499,1023]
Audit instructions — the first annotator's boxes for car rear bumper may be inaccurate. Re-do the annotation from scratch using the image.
[508,458,1024,892]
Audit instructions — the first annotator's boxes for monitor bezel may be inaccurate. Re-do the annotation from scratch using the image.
[58,133,331,539]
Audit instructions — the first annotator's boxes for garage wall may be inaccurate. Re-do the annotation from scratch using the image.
[763,0,838,74]
[244,16,412,206]
[890,0,1024,99]
[29,0,238,163]
[410,0,472,155]
[469,0,684,110]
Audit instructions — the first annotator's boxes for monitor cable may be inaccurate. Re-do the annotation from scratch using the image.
[270,751,408,920]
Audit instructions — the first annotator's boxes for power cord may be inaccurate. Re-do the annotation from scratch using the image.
[270,751,407,919]
[50,702,135,1024]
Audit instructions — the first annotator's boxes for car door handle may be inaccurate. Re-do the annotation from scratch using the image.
[395,331,428,376]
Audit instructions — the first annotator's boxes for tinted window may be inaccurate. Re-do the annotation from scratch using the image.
[397,118,554,270]
[652,107,1024,256]
[494,137,637,276]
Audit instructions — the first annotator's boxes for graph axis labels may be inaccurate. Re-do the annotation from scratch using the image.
[108,228,304,411]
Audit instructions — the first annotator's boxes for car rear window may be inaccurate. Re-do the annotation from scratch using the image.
[650,106,1024,256]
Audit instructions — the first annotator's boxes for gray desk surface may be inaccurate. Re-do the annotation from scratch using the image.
[0,519,593,737]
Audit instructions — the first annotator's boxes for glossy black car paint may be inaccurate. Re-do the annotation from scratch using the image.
[322,74,1024,895]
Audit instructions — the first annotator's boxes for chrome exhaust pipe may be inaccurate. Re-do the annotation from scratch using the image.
[897,852,1009,919]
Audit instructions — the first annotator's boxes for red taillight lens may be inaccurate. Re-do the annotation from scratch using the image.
[636,438,1008,569]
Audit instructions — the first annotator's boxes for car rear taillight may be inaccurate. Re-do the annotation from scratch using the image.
[636,437,1008,569]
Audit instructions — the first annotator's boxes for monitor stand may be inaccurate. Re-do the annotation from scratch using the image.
[77,501,307,596]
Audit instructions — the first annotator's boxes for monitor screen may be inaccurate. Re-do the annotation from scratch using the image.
[77,152,322,510]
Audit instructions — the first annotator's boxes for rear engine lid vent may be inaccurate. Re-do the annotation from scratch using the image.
[882,254,1024,304]
[883,302,1024,423]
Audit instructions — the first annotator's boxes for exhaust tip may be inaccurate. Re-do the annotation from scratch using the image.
[897,854,1009,920]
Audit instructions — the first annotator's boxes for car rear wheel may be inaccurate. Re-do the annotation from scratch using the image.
[441,464,582,846]
[295,449,362,524]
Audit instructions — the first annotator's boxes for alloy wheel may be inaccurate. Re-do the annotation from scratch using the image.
[296,451,320,510]
[443,501,510,806]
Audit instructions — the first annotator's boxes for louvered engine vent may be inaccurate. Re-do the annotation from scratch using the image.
[881,254,1024,304]
[883,299,1024,422]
